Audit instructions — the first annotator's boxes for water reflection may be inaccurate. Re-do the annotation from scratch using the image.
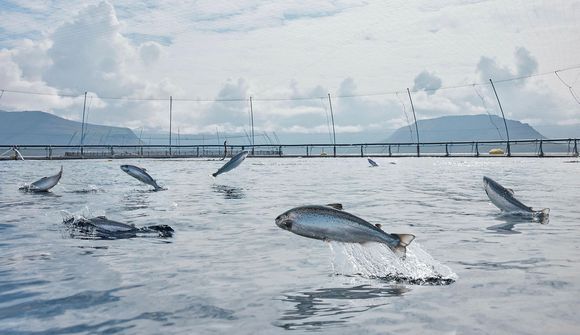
[0,286,141,320]
[276,284,409,331]
[18,189,61,197]
[212,184,245,200]
[122,191,150,211]
[66,185,104,194]
[487,213,549,234]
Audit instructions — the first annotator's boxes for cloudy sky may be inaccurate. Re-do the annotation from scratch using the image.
[0,0,579,139]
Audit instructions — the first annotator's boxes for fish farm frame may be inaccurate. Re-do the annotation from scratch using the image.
[1,138,578,160]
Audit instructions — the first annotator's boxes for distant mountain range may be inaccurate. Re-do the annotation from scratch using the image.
[387,114,546,143]
[1,111,576,146]
[0,110,140,145]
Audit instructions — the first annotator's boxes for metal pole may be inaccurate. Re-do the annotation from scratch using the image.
[406,88,420,157]
[169,96,173,157]
[489,79,511,156]
[328,93,337,157]
[250,96,255,154]
[80,91,87,157]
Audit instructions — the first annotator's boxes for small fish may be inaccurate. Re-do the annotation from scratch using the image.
[20,166,63,192]
[212,151,249,177]
[121,165,163,191]
[483,176,549,219]
[275,205,415,257]
[64,216,173,239]
[367,157,379,167]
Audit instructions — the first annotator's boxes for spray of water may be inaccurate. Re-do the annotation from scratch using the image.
[328,242,457,285]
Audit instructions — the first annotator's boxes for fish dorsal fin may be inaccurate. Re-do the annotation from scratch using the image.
[96,215,107,219]
[506,188,514,195]
[326,203,343,210]
[375,223,382,229]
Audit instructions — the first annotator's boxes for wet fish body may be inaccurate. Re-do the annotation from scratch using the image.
[275,205,414,256]
[64,216,173,239]
[483,176,549,218]
[121,165,162,190]
[21,166,62,192]
[212,151,249,177]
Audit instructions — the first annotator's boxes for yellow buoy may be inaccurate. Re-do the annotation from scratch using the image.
[489,148,505,155]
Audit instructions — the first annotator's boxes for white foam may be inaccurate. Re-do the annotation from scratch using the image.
[328,241,457,284]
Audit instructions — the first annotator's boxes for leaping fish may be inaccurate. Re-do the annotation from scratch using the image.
[64,215,174,239]
[212,150,249,177]
[483,176,549,219]
[275,205,415,257]
[367,157,379,167]
[121,165,164,191]
[20,166,63,192]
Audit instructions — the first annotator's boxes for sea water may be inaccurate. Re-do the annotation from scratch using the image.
[0,157,579,334]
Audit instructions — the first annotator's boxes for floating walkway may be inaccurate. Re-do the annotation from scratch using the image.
[0,138,578,160]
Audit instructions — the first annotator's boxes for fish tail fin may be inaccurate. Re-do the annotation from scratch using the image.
[389,233,415,258]
[146,225,174,237]
[539,208,550,216]
[533,208,550,219]
[211,172,218,178]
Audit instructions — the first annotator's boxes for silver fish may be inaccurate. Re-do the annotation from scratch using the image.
[275,205,415,257]
[120,165,163,191]
[367,157,379,167]
[64,216,173,239]
[21,166,63,192]
[483,176,549,218]
[212,151,249,177]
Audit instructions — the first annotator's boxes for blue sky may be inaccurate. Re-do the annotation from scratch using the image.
[0,0,579,135]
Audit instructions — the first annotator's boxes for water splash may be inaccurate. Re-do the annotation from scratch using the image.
[61,206,106,222]
[328,242,457,285]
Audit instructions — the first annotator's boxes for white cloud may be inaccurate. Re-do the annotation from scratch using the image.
[139,41,163,65]
[0,0,579,138]
[413,70,442,95]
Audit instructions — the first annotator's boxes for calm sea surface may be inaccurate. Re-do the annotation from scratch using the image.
[0,157,579,334]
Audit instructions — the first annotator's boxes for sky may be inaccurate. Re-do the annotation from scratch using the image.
[0,0,579,140]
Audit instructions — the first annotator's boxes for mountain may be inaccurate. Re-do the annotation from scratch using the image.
[0,110,141,145]
[387,114,545,143]
[535,124,580,139]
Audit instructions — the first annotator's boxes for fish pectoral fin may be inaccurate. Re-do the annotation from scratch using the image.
[506,188,515,195]
[325,203,343,210]
[375,224,382,229]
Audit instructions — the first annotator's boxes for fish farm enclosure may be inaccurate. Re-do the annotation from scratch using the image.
[1,138,579,160]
